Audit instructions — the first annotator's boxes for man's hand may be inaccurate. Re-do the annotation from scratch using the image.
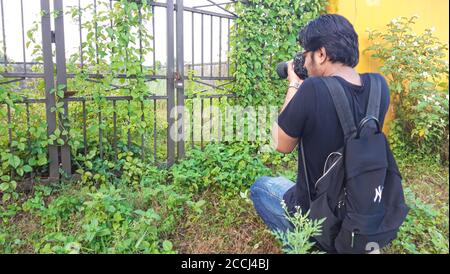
[287,60,303,85]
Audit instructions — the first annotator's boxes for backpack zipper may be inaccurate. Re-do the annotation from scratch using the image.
[351,231,355,248]
[351,229,359,249]
[314,156,343,189]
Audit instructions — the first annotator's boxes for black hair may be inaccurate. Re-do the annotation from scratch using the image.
[298,14,359,68]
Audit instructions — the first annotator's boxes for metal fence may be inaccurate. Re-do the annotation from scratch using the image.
[0,0,237,181]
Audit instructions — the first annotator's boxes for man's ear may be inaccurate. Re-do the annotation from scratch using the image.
[318,47,328,64]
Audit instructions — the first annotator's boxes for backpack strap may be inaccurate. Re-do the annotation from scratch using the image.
[366,74,382,117]
[321,77,357,141]
[300,140,312,203]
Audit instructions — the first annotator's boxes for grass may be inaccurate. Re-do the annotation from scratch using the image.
[172,189,282,254]
[1,144,448,254]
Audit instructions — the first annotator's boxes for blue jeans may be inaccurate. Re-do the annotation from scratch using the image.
[250,176,295,232]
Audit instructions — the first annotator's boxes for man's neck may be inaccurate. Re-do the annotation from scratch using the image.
[323,64,361,86]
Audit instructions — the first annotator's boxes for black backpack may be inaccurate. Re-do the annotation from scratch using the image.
[303,74,410,254]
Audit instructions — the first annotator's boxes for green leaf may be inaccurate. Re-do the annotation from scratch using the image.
[0,182,9,191]
[162,240,173,252]
[28,158,37,166]
[85,161,93,169]
[9,155,21,169]
[17,168,24,177]
[2,193,11,202]
[38,156,48,166]
[23,165,32,173]
[18,143,26,151]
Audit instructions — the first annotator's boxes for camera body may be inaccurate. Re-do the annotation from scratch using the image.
[276,52,308,80]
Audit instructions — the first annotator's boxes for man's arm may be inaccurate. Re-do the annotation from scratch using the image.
[272,61,303,154]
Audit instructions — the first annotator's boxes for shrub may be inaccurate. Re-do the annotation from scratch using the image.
[170,142,272,195]
[365,16,449,164]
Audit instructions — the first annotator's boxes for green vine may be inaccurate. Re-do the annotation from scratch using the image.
[230,0,328,107]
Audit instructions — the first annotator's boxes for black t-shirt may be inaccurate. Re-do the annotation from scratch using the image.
[277,73,390,213]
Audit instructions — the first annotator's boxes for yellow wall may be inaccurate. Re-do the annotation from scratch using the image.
[327,0,449,134]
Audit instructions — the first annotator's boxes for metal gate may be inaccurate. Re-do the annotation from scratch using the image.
[0,0,237,181]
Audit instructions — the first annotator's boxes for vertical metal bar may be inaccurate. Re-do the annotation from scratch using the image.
[7,104,12,149]
[54,0,71,176]
[200,98,203,150]
[176,0,185,159]
[153,98,157,163]
[219,18,222,77]
[166,0,175,166]
[78,0,84,69]
[41,0,59,180]
[227,19,230,78]
[141,101,145,161]
[127,100,131,150]
[109,0,114,74]
[191,12,194,73]
[113,99,117,161]
[138,7,143,73]
[218,97,221,141]
[7,103,13,178]
[152,5,156,75]
[20,0,26,73]
[191,99,194,149]
[234,21,237,73]
[26,101,31,150]
[83,99,87,156]
[1,0,8,71]
[210,15,213,78]
[109,0,113,55]
[99,105,103,159]
[93,0,99,70]
[209,97,212,141]
[201,13,204,77]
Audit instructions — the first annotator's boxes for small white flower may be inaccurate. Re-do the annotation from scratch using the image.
[422,72,429,77]
[390,56,396,61]
[391,18,398,24]
[413,42,418,46]
[430,26,436,32]
[418,56,423,61]
[399,41,405,46]
[435,101,440,106]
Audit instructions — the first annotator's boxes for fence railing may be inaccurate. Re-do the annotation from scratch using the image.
[0,0,238,181]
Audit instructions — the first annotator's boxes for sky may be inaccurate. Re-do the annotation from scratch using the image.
[0,0,235,67]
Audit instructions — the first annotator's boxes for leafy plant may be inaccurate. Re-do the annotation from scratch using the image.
[170,142,271,195]
[230,0,328,107]
[272,200,325,254]
[385,188,449,254]
[365,16,449,164]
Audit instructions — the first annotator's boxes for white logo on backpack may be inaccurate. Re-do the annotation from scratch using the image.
[374,186,384,203]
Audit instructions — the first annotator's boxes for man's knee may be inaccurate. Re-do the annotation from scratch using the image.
[250,176,272,198]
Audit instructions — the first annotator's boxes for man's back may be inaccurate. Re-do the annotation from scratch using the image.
[277,73,390,212]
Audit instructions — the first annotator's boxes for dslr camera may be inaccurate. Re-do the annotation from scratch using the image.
[276,52,308,80]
